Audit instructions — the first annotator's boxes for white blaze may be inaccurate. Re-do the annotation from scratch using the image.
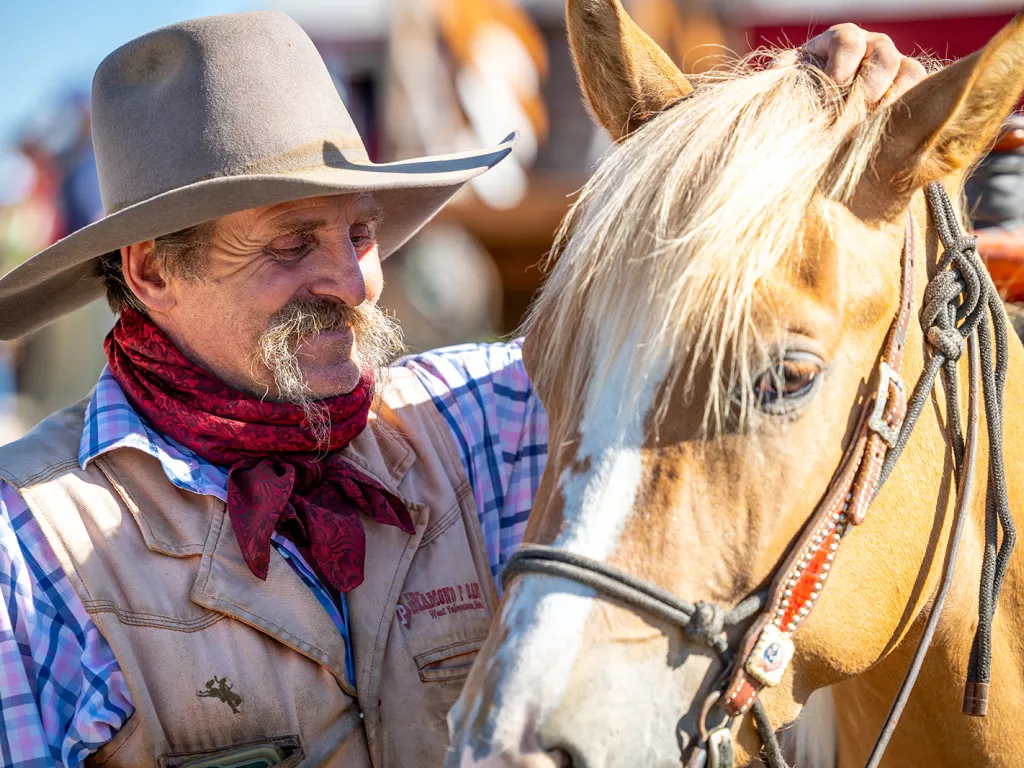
[454,330,671,763]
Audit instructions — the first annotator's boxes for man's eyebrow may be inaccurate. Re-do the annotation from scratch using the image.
[268,202,383,237]
[271,218,327,237]
[357,203,384,228]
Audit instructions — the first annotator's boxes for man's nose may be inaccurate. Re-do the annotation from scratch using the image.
[307,240,367,306]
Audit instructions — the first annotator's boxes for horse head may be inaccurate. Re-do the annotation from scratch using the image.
[449,3,1024,766]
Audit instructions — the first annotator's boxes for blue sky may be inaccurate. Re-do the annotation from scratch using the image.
[0,0,256,144]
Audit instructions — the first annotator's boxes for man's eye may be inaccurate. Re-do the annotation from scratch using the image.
[350,223,375,251]
[267,234,312,257]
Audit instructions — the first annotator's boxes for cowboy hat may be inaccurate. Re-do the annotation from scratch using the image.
[0,11,516,339]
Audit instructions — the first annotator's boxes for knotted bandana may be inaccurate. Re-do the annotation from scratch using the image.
[105,308,414,592]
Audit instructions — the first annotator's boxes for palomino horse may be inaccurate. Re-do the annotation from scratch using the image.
[447,1,1024,766]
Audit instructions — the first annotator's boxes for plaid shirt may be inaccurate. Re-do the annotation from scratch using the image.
[0,341,546,767]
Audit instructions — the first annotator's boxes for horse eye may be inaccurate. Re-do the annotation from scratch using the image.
[752,355,822,413]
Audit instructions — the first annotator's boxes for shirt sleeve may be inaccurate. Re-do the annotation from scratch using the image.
[0,480,133,767]
[399,340,548,586]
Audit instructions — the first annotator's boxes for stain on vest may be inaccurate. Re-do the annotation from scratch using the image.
[197,676,243,714]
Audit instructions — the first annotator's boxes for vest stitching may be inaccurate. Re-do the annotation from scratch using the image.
[15,458,80,488]
[97,457,207,555]
[83,601,224,632]
[202,581,345,658]
[198,519,351,684]
[195,512,356,696]
[365,507,425,761]
[199,591,350,685]
[455,479,473,507]
[412,637,485,667]
[451,477,499,610]
[0,399,87,487]
[339,451,392,487]
[420,500,462,547]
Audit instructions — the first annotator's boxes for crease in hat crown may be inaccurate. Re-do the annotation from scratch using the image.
[0,10,516,341]
[92,11,369,214]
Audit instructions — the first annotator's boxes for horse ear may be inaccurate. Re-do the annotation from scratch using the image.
[566,0,693,141]
[871,10,1024,199]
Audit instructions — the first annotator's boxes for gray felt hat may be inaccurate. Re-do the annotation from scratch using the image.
[0,11,516,339]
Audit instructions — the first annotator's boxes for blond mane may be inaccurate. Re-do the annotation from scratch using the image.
[524,54,903,436]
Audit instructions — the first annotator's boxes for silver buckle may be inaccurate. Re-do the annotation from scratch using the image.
[868,361,904,448]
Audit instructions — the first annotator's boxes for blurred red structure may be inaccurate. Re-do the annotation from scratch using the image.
[749,13,1016,61]
[733,0,1024,302]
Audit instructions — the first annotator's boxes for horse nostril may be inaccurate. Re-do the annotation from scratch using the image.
[546,748,573,768]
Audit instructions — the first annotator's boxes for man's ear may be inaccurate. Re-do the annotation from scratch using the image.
[869,9,1024,200]
[566,0,693,141]
[122,240,175,312]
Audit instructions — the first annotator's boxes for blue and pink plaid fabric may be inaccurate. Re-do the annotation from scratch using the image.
[0,341,546,767]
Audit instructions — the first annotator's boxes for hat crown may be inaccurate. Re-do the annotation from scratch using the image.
[91,11,367,214]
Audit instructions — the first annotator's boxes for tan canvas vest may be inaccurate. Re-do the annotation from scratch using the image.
[0,367,498,768]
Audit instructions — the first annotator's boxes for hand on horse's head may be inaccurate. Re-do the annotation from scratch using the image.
[801,24,928,104]
[565,0,927,142]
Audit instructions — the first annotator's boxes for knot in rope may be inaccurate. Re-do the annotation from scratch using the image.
[919,182,1014,717]
[685,601,725,647]
[919,192,986,363]
[926,325,964,361]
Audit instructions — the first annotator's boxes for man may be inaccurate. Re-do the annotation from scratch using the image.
[0,11,921,768]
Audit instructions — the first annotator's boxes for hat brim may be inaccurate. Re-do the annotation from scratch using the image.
[0,133,517,340]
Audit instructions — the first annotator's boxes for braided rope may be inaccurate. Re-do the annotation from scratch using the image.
[877,182,1014,699]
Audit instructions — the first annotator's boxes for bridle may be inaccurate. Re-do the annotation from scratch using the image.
[502,182,1015,768]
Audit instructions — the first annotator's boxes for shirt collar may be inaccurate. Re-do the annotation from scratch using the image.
[80,366,229,500]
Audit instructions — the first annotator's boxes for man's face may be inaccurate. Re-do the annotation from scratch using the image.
[154,193,395,401]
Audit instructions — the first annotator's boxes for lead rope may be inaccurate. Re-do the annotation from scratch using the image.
[926,183,1015,717]
[873,182,1014,718]
[759,182,1014,768]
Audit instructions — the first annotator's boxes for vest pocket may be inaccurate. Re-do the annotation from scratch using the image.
[161,736,303,768]
[415,638,483,683]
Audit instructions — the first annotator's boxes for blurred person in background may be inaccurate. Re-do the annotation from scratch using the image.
[1,90,111,434]
[0,9,919,768]
[0,140,65,442]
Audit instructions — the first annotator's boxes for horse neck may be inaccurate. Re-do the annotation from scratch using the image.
[832,310,1024,767]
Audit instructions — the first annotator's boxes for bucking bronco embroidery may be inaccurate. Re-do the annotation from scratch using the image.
[197,676,243,714]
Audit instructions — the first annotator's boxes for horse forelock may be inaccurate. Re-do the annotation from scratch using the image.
[524,53,902,438]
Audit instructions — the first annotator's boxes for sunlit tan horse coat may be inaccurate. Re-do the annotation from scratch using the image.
[447,2,1024,766]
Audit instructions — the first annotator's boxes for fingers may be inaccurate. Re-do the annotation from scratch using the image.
[885,56,928,101]
[803,23,867,85]
[802,23,926,104]
[858,33,904,103]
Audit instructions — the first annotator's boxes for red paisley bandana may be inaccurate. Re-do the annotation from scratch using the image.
[104,308,414,592]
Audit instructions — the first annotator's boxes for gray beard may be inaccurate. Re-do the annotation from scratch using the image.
[255,297,404,449]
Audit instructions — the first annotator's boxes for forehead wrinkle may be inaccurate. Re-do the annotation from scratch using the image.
[268,217,328,237]
[262,197,382,238]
